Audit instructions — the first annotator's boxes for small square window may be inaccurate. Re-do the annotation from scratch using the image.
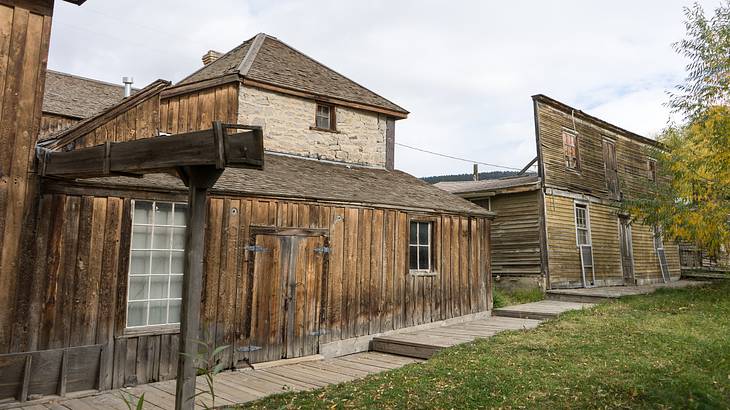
[409,221,432,271]
[315,103,335,130]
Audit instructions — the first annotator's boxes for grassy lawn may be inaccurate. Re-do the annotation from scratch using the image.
[240,282,730,409]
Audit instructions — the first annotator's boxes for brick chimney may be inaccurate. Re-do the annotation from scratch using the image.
[202,50,223,66]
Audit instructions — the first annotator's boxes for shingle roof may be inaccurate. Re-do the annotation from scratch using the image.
[176,33,408,115]
[435,175,540,195]
[79,153,490,216]
[42,70,134,119]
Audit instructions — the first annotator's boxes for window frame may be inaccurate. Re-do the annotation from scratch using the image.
[125,199,188,331]
[312,102,337,132]
[647,159,657,182]
[574,202,592,247]
[408,217,438,276]
[562,128,580,171]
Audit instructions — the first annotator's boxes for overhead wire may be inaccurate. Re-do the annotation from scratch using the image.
[395,142,534,172]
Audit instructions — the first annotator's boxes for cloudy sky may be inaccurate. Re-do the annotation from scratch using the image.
[50,0,714,177]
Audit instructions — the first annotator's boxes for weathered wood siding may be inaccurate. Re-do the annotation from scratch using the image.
[480,191,542,284]
[39,113,78,139]
[0,0,53,353]
[7,187,491,390]
[630,222,681,283]
[159,83,238,134]
[535,100,658,200]
[74,96,160,148]
[535,98,682,287]
[544,193,680,288]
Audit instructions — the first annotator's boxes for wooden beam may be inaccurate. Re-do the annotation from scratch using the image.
[175,165,223,410]
[39,125,264,178]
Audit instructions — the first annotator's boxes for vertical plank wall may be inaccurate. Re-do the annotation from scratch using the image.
[159,83,239,134]
[0,0,53,353]
[9,190,492,389]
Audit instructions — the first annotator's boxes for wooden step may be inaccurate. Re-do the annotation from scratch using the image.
[370,338,442,360]
[545,292,614,304]
[493,309,556,320]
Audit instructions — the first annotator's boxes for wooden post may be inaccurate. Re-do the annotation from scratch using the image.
[473,164,479,181]
[175,165,222,410]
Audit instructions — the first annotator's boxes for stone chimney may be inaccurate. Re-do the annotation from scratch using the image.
[202,50,223,66]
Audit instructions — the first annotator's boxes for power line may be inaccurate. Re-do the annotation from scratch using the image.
[395,142,531,172]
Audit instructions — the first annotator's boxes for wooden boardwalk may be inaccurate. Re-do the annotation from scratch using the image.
[371,316,542,359]
[5,299,599,409]
[5,352,422,409]
[493,300,595,320]
[546,280,707,303]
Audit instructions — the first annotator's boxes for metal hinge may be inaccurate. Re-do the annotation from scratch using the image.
[314,246,330,254]
[245,245,269,253]
[309,330,327,336]
[237,345,262,352]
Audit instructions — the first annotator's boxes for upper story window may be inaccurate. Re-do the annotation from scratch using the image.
[127,200,187,328]
[409,221,432,272]
[647,159,657,182]
[315,103,336,131]
[574,203,591,246]
[562,129,580,170]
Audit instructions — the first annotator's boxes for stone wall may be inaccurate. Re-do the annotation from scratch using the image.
[238,86,387,167]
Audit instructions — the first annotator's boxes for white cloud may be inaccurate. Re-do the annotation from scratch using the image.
[49,0,713,177]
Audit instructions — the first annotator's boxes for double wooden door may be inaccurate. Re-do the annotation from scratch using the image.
[242,229,328,364]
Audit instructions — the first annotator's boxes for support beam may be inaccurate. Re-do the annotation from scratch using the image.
[175,165,223,410]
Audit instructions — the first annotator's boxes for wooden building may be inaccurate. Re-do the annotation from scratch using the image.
[40,70,133,138]
[438,95,681,290]
[0,4,493,402]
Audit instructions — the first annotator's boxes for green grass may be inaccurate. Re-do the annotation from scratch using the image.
[492,286,544,308]
[239,282,730,409]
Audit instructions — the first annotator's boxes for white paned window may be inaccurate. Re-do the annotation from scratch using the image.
[409,221,432,271]
[575,203,591,246]
[127,200,187,328]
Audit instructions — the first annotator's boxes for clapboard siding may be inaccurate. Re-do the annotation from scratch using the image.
[6,187,491,391]
[0,0,53,353]
[159,82,239,134]
[485,190,542,277]
[544,193,680,288]
[536,99,659,201]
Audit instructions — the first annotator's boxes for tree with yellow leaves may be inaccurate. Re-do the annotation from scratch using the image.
[627,1,730,257]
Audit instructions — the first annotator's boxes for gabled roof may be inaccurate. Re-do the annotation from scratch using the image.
[435,175,541,196]
[174,33,408,117]
[75,153,490,217]
[42,70,137,119]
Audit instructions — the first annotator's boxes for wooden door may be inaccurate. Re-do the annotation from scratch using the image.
[619,218,635,284]
[603,139,619,199]
[242,230,327,364]
[286,235,326,358]
[246,234,287,364]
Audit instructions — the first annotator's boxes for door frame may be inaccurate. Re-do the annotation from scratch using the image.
[618,216,635,285]
[243,225,330,362]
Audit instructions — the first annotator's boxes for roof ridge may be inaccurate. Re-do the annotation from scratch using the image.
[237,33,267,76]
[260,36,408,114]
[176,37,253,84]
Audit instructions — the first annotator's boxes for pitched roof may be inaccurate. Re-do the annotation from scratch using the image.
[42,70,135,119]
[176,33,408,116]
[435,175,541,195]
[77,153,490,216]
